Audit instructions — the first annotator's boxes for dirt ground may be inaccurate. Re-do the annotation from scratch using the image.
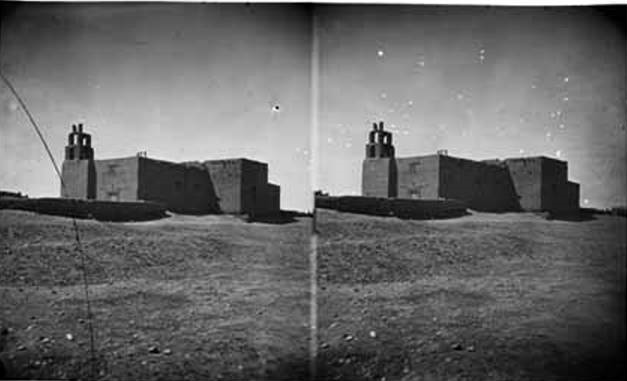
[316,209,626,381]
[0,210,312,380]
[2,208,625,381]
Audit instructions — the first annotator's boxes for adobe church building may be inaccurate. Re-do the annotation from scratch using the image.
[362,122,580,214]
[61,124,280,215]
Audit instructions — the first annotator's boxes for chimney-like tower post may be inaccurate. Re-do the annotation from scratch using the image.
[61,123,96,199]
[365,120,395,159]
[362,120,398,197]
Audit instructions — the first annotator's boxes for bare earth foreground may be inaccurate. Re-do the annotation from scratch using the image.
[0,210,311,380]
[316,209,626,381]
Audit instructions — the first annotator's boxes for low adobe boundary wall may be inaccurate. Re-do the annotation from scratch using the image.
[0,197,167,222]
[315,195,468,220]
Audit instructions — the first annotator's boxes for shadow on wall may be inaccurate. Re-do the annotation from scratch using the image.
[438,156,523,213]
[137,158,222,215]
[170,169,222,215]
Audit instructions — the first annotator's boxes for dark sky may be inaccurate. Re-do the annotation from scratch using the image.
[1,4,625,209]
[0,3,312,210]
[316,5,626,208]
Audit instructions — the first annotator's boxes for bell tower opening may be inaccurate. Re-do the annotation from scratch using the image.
[361,121,398,198]
[65,123,94,160]
[61,123,96,199]
[365,121,395,159]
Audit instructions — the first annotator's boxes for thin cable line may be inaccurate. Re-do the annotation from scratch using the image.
[0,72,64,182]
[0,71,98,379]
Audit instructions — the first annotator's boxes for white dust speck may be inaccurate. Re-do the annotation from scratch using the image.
[417,61,425,67]
[380,92,387,99]
[556,110,562,117]
[546,131,552,138]
[563,76,569,83]
[555,150,562,158]
[456,93,464,100]
[559,123,565,129]
[407,100,413,106]
[377,50,385,57]
[562,96,569,102]
[583,199,589,205]
[519,148,525,154]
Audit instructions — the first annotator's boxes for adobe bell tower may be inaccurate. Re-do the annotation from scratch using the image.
[365,121,395,159]
[61,123,96,199]
[362,121,398,198]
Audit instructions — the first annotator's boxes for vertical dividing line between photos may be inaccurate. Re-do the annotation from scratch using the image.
[309,7,320,381]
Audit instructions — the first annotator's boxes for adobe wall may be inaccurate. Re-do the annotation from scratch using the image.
[61,159,96,199]
[256,183,280,215]
[503,158,543,211]
[566,181,580,212]
[314,195,468,220]
[137,157,219,214]
[1,197,166,221]
[266,183,280,212]
[240,159,270,214]
[95,157,139,202]
[362,158,397,198]
[396,155,440,199]
[540,158,569,212]
[438,155,520,212]
[182,166,221,214]
[138,158,184,211]
[202,159,243,213]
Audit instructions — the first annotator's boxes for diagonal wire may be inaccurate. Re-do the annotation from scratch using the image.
[0,71,64,182]
[0,70,98,379]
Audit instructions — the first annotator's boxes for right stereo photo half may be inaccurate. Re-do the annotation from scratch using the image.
[313,5,626,381]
